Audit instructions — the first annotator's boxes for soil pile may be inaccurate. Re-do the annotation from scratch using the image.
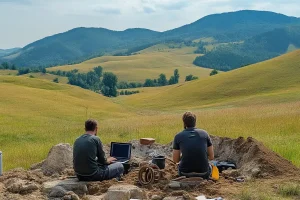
[211,136,299,178]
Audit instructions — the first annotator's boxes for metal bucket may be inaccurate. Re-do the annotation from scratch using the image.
[0,151,2,176]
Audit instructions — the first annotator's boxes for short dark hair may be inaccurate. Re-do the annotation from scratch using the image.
[85,119,98,131]
[182,112,196,128]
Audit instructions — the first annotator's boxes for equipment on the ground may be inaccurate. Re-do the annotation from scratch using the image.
[215,161,236,173]
[211,164,220,181]
[152,155,166,169]
[110,142,132,163]
[138,163,163,185]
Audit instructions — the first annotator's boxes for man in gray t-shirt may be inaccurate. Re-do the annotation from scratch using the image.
[173,112,214,179]
[73,119,124,181]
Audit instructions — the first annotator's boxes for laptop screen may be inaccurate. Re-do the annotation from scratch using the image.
[110,142,131,158]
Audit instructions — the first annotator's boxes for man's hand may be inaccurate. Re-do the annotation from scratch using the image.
[107,157,117,164]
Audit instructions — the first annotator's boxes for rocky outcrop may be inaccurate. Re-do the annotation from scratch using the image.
[31,143,73,176]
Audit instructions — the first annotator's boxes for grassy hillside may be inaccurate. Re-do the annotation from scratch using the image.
[194,26,300,71]
[2,51,300,170]
[21,73,69,84]
[122,50,300,109]
[0,76,132,170]
[49,47,211,83]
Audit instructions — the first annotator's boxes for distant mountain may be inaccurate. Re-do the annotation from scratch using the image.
[2,10,300,67]
[193,26,300,71]
[164,10,300,41]
[0,48,21,57]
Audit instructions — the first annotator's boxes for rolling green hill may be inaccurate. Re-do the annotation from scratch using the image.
[194,26,300,71]
[49,47,211,83]
[0,76,132,169]
[2,10,300,67]
[122,50,300,109]
[1,51,300,170]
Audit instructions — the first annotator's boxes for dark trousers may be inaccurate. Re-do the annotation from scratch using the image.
[178,165,212,180]
[77,162,124,181]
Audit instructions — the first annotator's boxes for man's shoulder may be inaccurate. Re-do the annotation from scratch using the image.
[194,128,209,135]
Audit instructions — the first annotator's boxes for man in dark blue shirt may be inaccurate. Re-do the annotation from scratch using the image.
[173,112,214,179]
[73,119,124,181]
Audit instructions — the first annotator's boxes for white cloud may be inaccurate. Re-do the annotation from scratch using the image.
[0,0,299,48]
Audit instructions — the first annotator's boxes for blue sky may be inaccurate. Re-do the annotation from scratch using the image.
[1,0,300,48]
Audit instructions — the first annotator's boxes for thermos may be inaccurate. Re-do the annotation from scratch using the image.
[0,151,2,176]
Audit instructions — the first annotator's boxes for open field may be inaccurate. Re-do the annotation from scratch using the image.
[0,69,18,76]
[21,72,69,84]
[49,47,211,83]
[0,50,300,171]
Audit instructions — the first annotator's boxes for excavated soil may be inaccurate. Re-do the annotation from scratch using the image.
[0,136,299,199]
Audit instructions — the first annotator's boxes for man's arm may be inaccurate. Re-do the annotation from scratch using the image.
[95,137,109,165]
[173,135,181,163]
[207,134,214,160]
[173,149,181,163]
[207,145,214,161]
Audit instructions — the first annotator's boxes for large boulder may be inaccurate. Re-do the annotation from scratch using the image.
[43,178,88,196]
[40,143,73,176]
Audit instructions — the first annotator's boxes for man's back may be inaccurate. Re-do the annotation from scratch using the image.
[173,128,212,173]
[73,134,106,176]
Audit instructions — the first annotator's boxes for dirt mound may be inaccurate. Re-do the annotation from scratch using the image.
[211,136,299,178]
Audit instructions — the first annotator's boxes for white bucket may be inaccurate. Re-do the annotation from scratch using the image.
[0,151,2,176]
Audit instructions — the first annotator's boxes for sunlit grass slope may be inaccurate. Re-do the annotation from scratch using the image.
[121,50,300,109]
[0,76,132,170]
[49,47,211,83]
[21,72,69,84]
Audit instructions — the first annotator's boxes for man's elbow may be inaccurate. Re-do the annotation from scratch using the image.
[208,155,214,161]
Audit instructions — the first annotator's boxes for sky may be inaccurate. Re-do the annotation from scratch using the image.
[1,0,300,49]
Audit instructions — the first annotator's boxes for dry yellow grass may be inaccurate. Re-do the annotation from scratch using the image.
[49,47,211,83]
[21,72,69,84]
[1,51,300,171]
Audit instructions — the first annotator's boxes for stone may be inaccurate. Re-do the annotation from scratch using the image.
[49,186,67,198]
[43,178,88,196]
[168,181,181,189]
[66,191,80,200]
[108,184,146,199]
[163,197,184,200]
[41,143,73,176]
[63,195,72,200]
[5,178,39,194]
[107,189,130,200]
[222,169,240,178]
[85,194,107,200]
[151,194,163,200]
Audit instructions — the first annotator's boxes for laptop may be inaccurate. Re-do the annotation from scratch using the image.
[110,142,132,163]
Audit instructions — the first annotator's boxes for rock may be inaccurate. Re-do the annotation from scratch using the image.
[163,197,184,200]
[64,195,72,200]
[43,178,88,196]
[41,143,73,176]
[30,160,45,170]
[168,181,181,189]
[85,194,107,200]
[222,169,240,178]
[66,191,80,200]
[5,178,39,194]
[49,186,67,198]
[107,189,130,200]
[151,194,163,200]
[108,184,146,199]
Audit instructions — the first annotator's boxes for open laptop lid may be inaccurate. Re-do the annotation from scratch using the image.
[110,142,132,159]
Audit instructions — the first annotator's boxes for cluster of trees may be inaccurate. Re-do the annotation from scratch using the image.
[143,69,180,87]
[0,62,17,70]
[18,67,47,75]
[185,74,199,81]
[48,69,79,77]
[210,69,219,76]
[117,81,143,89]
[119,90,140,95]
